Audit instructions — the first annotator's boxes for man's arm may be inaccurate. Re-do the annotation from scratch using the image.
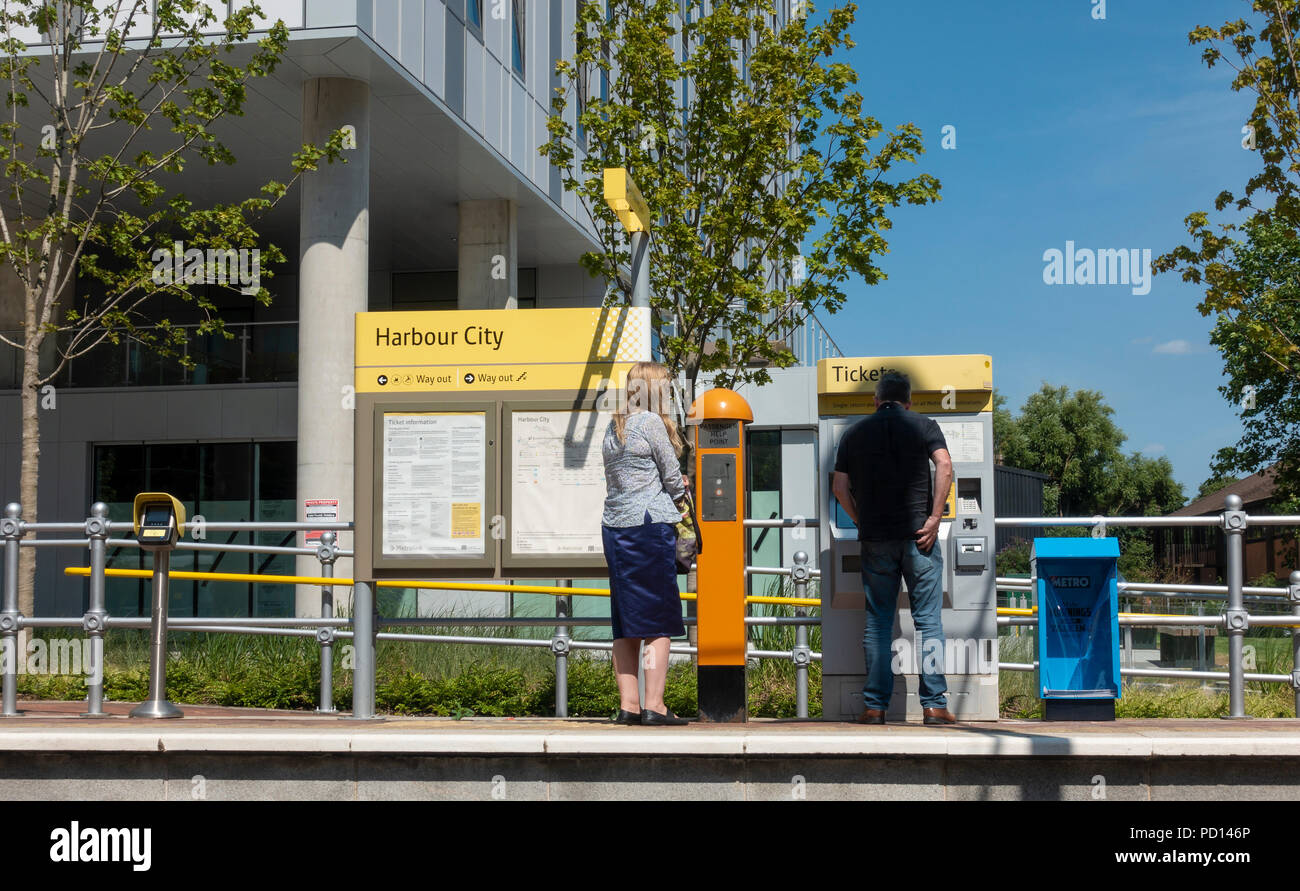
[915,447,953,551]
[832,471,858,526]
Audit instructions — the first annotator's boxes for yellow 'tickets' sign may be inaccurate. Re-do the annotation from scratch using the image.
[354,306,651,394]
[816,355,994,415]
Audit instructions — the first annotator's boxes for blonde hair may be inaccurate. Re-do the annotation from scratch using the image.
[613,361,683,456]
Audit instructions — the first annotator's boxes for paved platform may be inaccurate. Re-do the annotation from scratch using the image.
[2,702,1298,800]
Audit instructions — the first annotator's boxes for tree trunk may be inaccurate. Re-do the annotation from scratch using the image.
[17,330,41,618]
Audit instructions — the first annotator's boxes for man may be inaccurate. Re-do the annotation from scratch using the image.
[831,371,957,725]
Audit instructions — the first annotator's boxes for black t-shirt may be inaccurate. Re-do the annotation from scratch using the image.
[833,404,948,542]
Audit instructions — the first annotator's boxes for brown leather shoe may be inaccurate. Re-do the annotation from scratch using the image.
[856,708,886,725]
[923,707,956,725]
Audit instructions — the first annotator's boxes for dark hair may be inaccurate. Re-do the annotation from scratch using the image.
[875,371,911,404]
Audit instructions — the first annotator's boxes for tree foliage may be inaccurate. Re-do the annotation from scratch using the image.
[0,1,346,613]
[1196,473,1242,501]
[1153,2,1300,500]
[995,385,1187,581]
[996,384,1186,518]
[1203,219,1300,500]
[541,0,940,392]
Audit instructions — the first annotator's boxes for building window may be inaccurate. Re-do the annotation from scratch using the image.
[511,0,525,78]
[92,441,297,618]
[467,0,483,37]
[746,429,783,594]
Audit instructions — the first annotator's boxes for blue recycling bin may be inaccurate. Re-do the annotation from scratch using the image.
[1032,537,1121,720]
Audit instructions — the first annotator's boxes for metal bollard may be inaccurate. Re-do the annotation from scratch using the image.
[791,551,812,719]
[1197,603,1207,677]
[316,532,338,714]
[1221,494,1249,719]
[129,548,182,718]
[1123,616,1134,670]
[350,580,377,719]
[82,503,110,717]
[553,580,571,718]
[1290,571,1300,719]
[1,503,22,717]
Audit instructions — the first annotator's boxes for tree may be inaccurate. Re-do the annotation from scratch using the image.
[991,390,1020,464]
[997,385,1187,581]
[1107,453,1187,519]
[996,385,1127,517]
[0,1,346,615]
[993,385,1190,580]
[541,0,940,398]
[1153,3,1300,501]
[1196,473,1241,502]
[1202,219,1300,500]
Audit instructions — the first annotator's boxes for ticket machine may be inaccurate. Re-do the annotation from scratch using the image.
[129,492,186,719]
[817,356,999,721]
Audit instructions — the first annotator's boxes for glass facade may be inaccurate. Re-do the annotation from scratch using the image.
[511,0,525,76]
[92,441,297,618]
[747,429,783,595]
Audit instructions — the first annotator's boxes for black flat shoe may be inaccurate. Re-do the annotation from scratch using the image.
[640,708,689,726]
[613,709,641,725]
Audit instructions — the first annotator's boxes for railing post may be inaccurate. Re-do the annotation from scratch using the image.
[791,551,812,720]
[1123,609,1134,670]
[315,531,338,714]
[129,549,182,718]
[1196,603,1207,677]
[82,502,110,717]
[1,503,22,717]
[351,580,377,719]
[1289,571,1300,719]
[553,580,571,718]
[1221,494,1249,719]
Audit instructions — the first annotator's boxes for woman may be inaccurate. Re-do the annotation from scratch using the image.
[601,361,690,725]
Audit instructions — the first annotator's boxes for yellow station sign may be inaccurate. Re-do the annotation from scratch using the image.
[817,355,994,414]
[354,306,651,394]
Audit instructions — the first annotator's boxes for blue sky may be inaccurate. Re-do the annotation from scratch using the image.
[824,0,1263,496]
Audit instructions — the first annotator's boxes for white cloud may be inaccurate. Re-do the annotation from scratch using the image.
[1130,336,1153,345]
[1141,443,1166,456]
[1153,339,1192,355]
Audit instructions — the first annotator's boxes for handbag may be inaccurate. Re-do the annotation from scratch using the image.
[673,490,702,574]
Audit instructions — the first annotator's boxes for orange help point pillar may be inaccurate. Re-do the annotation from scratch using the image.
[691,388,753,722]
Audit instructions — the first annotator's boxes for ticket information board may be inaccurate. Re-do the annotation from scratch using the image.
[381,412,486,557]
[508,408,611,558]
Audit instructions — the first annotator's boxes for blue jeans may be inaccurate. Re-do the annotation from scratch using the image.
[860,539,948,710]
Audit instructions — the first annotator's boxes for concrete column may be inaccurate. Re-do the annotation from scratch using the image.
[296,77,370,616]
[457,199,517,309]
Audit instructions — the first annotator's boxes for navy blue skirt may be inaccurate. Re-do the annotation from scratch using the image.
[602,512,685,640]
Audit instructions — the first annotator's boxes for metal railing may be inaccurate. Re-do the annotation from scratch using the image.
[2,499,1298,721]
[788,311,844,366]
[995,495,1300,718]
[0,503,826,720]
